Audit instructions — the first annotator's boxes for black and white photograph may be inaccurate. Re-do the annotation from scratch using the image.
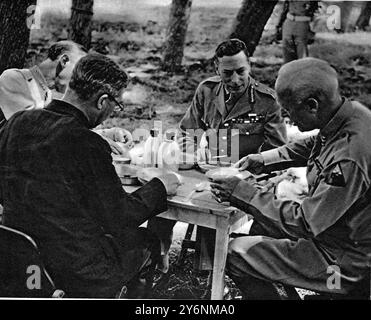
[0,0,371,305]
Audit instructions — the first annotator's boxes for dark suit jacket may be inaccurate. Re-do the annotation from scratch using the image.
[0,100,167,297]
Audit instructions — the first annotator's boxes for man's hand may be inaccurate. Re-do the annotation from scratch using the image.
[104,127,134,149]
[234,154,265,174]
[210,176,242,203]
[104,138,127,155]
[95,127,134,155]
[157,173,182,196]
[96,127,134,149]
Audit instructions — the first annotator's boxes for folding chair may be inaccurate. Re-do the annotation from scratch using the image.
[0,225,65,298]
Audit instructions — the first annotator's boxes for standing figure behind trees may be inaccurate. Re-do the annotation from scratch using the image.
[279,0,318,64]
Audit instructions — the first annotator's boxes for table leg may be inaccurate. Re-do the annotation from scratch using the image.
[211,224,229,300]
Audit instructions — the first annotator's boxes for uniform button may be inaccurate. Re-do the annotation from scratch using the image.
[222,136,227,140]
[246,132,250,135]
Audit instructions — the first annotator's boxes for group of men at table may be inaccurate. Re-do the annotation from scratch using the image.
[0,38,370,299]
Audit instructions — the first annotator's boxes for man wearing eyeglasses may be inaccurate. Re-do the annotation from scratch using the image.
[0,53,181,298]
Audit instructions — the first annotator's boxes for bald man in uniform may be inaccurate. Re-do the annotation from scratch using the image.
[148,39,287,281]
[210,58,371,299]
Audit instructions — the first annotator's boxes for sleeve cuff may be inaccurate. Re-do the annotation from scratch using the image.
[261,148,281,165]
[231,180,258,206]
[142,177,168,213]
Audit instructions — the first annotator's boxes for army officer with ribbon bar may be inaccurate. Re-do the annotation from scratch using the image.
[147,39,287,278]
[178,38,287,163]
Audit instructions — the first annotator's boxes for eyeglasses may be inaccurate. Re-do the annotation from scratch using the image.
[106,93,125,112]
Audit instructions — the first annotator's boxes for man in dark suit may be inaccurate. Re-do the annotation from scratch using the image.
[0,53,180,298]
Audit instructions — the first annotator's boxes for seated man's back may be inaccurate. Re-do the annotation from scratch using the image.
[0,54,170,298]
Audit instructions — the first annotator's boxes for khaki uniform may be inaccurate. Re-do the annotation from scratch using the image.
[282,1,318,63]
[148,76,287,269]
[178,75,287,160]
[228,99,371,295]
[0,66,52,122]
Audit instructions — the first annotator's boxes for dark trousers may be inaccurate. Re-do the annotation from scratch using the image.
[282,19,310,63]
[49,227,161,298]
[225,217,361,299]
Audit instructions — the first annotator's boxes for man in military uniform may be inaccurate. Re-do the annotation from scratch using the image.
[148,39,287,279]
[279,0,318,64]
[178,38,286,162]
[211,58,371,299]
[0,41,87,124]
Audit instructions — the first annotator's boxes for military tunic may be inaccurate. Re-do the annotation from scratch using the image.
[148,76,287,269]
[178,75,287,161]
[228,99,371,295]
[0,66,52,122]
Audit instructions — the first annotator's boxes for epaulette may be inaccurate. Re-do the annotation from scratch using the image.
[200,75,222,85]
[253,81,276,100]
[202,76,222,83]
[199,76,222,92]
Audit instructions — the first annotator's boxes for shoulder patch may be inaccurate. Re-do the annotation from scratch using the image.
[325,163,346,187]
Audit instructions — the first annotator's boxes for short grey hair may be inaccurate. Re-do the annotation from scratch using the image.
[69,53,129,100]
[275,58,339,105]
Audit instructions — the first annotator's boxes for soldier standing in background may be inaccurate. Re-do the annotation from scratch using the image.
[277,0,319,64]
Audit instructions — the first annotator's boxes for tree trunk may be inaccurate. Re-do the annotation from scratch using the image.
[356,1,371,30]
[230,0,278,56]
[69,0,94,50]
[162,0,192,73]
[0,0,36,74]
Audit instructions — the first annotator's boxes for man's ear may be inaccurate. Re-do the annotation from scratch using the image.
[55,54,70,77]
[59,54,70,67]
[306,98,319,113]
[97,94,109,110]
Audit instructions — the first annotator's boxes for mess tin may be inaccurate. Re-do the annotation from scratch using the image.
[119,174,140,186]
[112,158,141,185]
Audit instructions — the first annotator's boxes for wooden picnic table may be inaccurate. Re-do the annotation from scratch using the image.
[124,169,249,300]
